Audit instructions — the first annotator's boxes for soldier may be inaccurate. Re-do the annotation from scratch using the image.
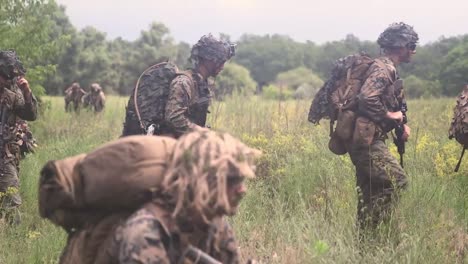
[350,22,418,231]
[108,128,260,263]
[0,50,37,224]
[83,83,105,112]
[164,34,235,137]
[64,82,86,112]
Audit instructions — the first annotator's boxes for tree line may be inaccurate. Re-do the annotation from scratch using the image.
[1,0,467,99]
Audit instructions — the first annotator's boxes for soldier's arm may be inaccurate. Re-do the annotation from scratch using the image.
[117,213,171,264]
[212,218,240,264]
[357,67,390,123]
[165,76,199,136]
[14,89,38,121]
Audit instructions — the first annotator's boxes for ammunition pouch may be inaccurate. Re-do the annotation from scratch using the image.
[328,131,348,155]
[352,116,376,146]
[335,110,356,141]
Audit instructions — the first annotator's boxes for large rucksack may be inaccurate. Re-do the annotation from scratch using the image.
[308,53,376,154]
[122,61,193,136]
[39,135,177,231]
[449,85,468,172]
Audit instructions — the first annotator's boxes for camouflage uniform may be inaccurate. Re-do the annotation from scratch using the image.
[0,51,37,222]
[163,34,235,138]
[164,70,211,137]
[65,83,86,112]
[83,83,105,112]
[349,58,407,228]
[110,203,239,264]
[350,23,418,229]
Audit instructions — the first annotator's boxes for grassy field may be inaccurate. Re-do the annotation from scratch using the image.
[0,95,466,263]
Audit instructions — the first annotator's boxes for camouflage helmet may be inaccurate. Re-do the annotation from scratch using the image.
[377,22,419,49]
[190,34,236,67]
[0,50,26,80]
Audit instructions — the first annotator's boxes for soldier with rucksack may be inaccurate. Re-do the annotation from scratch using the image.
[449,83,468,172]
[122,34,236,138]
[0,50,37,224]
[308,22,419,231]
[64,82,86,112]
[83,83,106,112]
[39,128,260,263]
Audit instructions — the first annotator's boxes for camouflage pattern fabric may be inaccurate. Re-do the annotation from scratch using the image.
[190,34,236,68]
[377,22,419,48]
[65,84,87,112]
[449,85,468,146]
[83,85,106,113]
[111,203,239,264]
[350,56,407,229]
[357,57,402,132]
[0,162,21,223]
[165,70,211,137]
[0,50,26,80]
[348,140,407,229]
[122,62,179,136]
[308,53,373,124]
[0,85,37,221]
[15,120,37,158]
[122,64,211,138]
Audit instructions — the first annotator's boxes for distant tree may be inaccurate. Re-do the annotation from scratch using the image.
[439,39,468,96]
[174,41,191,69]
[234,34,303,88]
[262,84,294,101]
[313,34,379,79]
[0,0,70,96]
[274,67,324,99]
[400,36,465,82]
[275,67,323,90]
[215,63,256,100]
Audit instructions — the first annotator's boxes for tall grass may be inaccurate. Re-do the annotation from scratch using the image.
[0,95,466,263]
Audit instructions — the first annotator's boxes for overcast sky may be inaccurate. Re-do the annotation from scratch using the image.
[56,0,467,45]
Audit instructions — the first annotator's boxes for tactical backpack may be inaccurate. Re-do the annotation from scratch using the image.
[308,53,376,154]
[122,61,193,136]
[39,135,177,231]
[449,85,468,172]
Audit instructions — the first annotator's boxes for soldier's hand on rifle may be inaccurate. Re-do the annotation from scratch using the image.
[386,111,404,123]
[402,124,410,141]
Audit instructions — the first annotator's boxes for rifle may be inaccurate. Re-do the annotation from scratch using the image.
[394,123,405,168]
[393,80,407,168]
[454,145,466,172]
[182,245,222,264]
[181,245,259,264]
